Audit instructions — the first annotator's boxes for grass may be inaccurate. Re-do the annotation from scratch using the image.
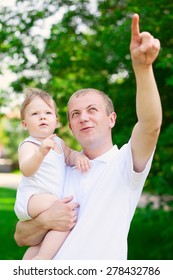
[0,187,173,260]
[0,187,26,260]
[128,206,173,260]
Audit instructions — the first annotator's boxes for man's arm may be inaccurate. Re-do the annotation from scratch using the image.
[14,197,79,246]
[130,14,162,172]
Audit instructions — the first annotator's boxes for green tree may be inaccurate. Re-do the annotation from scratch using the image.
[0,116,27,167]
[0,0,172,194]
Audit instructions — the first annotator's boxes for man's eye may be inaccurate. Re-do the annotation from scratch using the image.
[90,107,97,112]
[72,112,79,117]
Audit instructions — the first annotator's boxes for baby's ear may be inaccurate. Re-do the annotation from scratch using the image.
[22,120,27,130]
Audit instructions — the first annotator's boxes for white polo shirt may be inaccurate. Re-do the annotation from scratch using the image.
[53,141,154,260]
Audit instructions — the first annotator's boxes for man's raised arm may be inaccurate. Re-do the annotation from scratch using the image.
[130,14,162,172]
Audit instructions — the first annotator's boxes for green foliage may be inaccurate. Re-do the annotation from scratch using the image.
[0,117,27,167]
[0,0,173,193]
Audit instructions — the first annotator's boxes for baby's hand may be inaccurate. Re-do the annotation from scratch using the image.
[40,134,56,156]
[75,154,90,172]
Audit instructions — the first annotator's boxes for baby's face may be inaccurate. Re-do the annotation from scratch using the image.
[22,96,58,140]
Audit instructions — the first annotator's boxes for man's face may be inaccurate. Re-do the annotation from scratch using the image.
[68,92,116,150]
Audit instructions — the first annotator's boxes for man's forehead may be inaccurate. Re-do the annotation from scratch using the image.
[69,92,102,106]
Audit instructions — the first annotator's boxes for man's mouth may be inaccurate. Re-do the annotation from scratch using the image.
[80,126,93,131]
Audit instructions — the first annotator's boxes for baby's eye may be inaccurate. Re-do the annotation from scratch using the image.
[46,111,52,114]
[32,112,38,115]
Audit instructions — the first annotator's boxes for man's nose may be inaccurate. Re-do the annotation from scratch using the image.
[79,112,89,122]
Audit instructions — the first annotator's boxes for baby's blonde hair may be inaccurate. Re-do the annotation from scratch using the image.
[20,88,58,119]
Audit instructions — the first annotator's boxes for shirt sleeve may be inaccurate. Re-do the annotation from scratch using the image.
[118,140,155,190]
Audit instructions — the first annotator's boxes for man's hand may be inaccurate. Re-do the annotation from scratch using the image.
[14,196,79,247]
[130,14,160,67]
[40,196,79,232]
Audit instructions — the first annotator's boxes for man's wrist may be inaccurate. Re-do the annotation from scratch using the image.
[35,210,49,231]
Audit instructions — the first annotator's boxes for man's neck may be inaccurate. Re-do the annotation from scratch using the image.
[83,143,114,160]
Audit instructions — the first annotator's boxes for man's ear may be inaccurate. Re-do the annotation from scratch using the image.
[69,122,72,131]
[22,120,27,130]
[109,112,117,128]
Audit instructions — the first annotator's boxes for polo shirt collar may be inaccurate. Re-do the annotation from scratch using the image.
[91,145,118,164]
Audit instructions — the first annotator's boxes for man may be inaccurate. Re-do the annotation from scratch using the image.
[14,14,162,259]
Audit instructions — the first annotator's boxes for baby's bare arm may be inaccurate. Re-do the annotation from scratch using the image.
[19,134,56,176]
[62,140,90,172]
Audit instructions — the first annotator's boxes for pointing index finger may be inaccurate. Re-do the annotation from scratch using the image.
[131,13,140,39]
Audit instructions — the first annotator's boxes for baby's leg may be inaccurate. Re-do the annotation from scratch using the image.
[22,244,41,260]
[27,193,70,260]
[28,193,58,218]
[32,230,69,260]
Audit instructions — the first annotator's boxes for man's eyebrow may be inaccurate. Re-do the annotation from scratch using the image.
[69,104,99,114]
[69,109,79,114]
[87,104,98,108]
[70,103,98,113]
[85,104,98,110]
